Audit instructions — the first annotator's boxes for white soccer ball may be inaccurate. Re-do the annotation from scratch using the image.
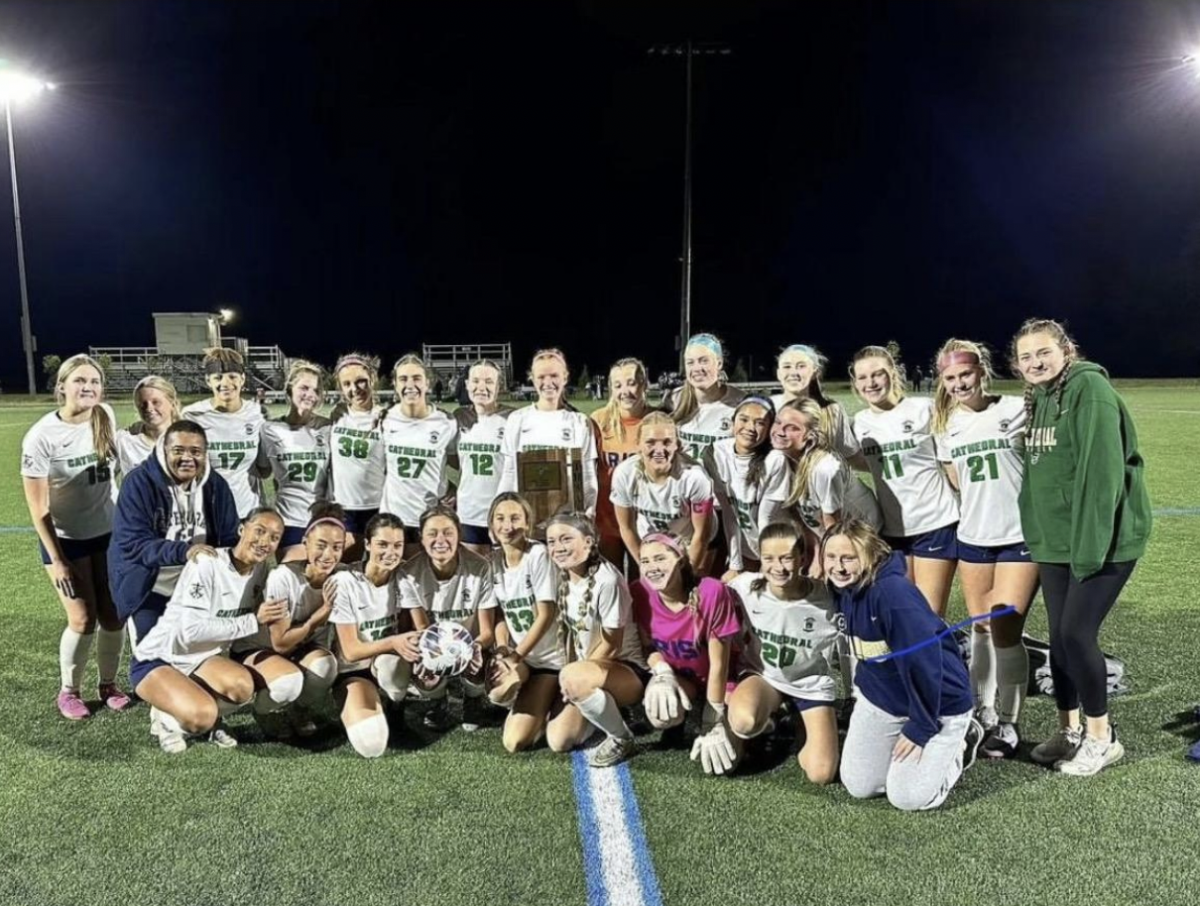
[417,621,476,677]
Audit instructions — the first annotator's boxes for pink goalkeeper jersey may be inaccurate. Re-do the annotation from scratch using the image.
[631,576,741,683]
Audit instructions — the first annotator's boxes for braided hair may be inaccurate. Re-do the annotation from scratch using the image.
[1008,318,1080,433]
[547,511,602,661]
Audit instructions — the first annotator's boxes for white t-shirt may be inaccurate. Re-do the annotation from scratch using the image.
[380,408,458,527]
[491,543,565,670]
[328,407,387,511]
[935,396,1027,547]
[776,453,882,533]
[134,549,266,675]
[180,399,266,519]
[20,405,117,540]
[666,385,745,461]
[497,406,599,513]
[398,548,495,635]
[114,427,156,480]
[609,457,716,543]
[328,568,402,673]
[455,409,510,528]
[852,396,959,537]
[559,560,646,667]
[707,438,791,564]
[770,395,860,460]
[234,560,341,653]
[729,573,839,702]
[257,418,332,527]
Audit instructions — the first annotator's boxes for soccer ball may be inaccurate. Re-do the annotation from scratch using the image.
[417,621,476,677]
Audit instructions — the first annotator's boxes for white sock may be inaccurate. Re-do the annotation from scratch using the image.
[150,706,184,736]
[96,628,125,685]
[575,688,632,741]
[970,631,996,711]
[371,653,412,704]
[299,653,338,708]
[254,671,304,714]
[345,714,389,758]
[994,642,1029,724]
[59,628,94,691]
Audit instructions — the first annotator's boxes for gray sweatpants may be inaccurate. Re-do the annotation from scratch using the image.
[840,695,972,811]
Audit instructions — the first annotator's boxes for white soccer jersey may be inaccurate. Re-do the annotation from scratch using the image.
[770,395,860,460]
[114,427,155,480]
[852,396,959,537]
[380,408,457,527]
[20,404,117,540]
[257,418,332,527]
[328,568,402,673]
[560,559,646,667]
[775,453,882,533]
[455,410,510,527]
[665,385,745,461]
[497,406,599,512]
[328,407,387,511]
[935,395,1027,547]
[729,573,839,702]
[610,457,716,543]
[235,561,342,654]
[398,548,494,634]
[708,439,791,565]
[180,400,266,519]
[491,542,566,670]
[134,549,266,675]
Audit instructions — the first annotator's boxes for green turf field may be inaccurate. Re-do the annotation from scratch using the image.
[1,384,1198,906]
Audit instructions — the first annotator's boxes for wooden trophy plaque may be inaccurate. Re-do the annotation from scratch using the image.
[517,448,586,531]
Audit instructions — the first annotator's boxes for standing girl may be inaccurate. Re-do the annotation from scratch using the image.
[1012,318,1151,776]
[22,354,129,719]
[544,513,647,767]
[932,339,1038,758]
[328,352,388,561]
[452,359,514,556]
[257,360,332,560]
[771,344,860,461]
[850,346,959,615]
[592,357,652,568]
[181,347,266,519]
[114,375,181,479]
[666,333,745,462]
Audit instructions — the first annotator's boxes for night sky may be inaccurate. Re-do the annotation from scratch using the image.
[2,0,1199,390]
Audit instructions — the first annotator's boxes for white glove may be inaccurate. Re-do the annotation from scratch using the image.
[690,701,742,776]
[643,665,692,727]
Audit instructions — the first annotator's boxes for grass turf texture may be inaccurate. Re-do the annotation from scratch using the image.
[1,383,1198,906]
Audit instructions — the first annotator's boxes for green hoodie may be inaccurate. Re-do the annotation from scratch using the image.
[1018,361,1151,580]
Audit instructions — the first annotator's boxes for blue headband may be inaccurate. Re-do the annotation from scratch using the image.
[781,344,818,361]
[686,333,723,357]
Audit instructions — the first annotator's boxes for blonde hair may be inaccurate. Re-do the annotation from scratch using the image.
[595,357,648,443]
[850,345,905,407]
[781,399,841,510]
[56,354,115,465]
[635,411,687,483]
[820,518,893,590]
[1009,317,1081,431]
[671,334,728,426]
[285,359,325,399]
[930,338,996,435]
[131,375,181,435]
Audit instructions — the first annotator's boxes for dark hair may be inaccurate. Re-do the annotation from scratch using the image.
[307,500,347,526]
[164,419,208,445]
[364,511,405,541]
[730,396,776,486]
[241,505,284,527]
[418,504,461,533]
[750,521,809,594]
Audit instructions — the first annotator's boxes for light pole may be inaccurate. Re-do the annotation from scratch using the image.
[0,65,54,395]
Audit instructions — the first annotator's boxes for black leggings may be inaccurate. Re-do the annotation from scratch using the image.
[1039,561,1136,717]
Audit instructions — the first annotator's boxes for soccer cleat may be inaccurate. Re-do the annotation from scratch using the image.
[1057,726,1124,776]
[99,683,133,712]
[56,689,91,721]
[461,695,485,733]
[1031,725,1083,766]
[976,706,999,732]
[588,734,636,769]
[422,699,455,732]
[962,717,985,771]
[208,722,239,749]
[980,722,1020,760]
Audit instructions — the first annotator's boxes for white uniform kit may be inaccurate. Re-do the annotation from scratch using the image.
[770,395,861,461]
[772,454,882,534]
[667,386,745,461]
[20,404,117,540]
[729,574,839,703]
[328,407,387,512]
[852,397,959,538]
[560,560,646,667]
[935,396,1027,547]
[610,457,717,543]
[380,408,457,527]
[490,543,565,670]
[113,427,156,479]
[454,409,510,528]
[328,569,402,673]
[399,549,495,634]
[498,406,599,512]
[134,550,267,675]
[234,561,342,653]
[707,439,791,567]
[180,400,266,519]
[257,417,332,528]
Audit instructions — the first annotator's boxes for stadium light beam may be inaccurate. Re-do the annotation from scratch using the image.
[218,307,235,325]
[0,65,53,396]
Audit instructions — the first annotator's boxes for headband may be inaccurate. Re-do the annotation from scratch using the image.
[336,355,374,373]
[304,517,347,539]
[781,343,819,361]
[204,359,245,376]
[937,350,980,373]
[686,333,723,358]
[642,532,686,559]
[738,394,776,415]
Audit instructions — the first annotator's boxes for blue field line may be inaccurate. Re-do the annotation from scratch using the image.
[615,763,664,906]
[571,752,610,906]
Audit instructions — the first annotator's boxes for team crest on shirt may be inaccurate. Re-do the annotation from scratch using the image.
[189,582,205,600]
[315,435,325,447]
[429,431,440,444]
[561,428,572,443]
[902,420,914,434]
[22,454,33,469]
[832,613,847,633]
[804,617,815,632]
[497,426,505,440]
[999,419,1011,432]
[719,417,731,432]
[245,424,255,436]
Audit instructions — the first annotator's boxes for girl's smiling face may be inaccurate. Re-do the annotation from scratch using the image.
[770,406,812,453]
[339,365,374,410]
[760,535,803,591]
[638,541,683,591]
[395,363,428,406]
[490,500,529,548]
[684,344,721,392]
[468,364,500,408]
[135,386,172,428]
[532,356,568,406]
[610,364,644,414]
[852,357,891,406]
[777,350,815,396]
[207,370,245,405]
[733,404,770,454]
[304,524,346,575]
[422,515,459,567]
[367,527,405,572]
[60,365,104,412]
[237,513,285,564]
[546,523,593,571]
[941,362,983,406]
[823,534,863,588]
[290,370,322,416]
[1015,332,1067,386]
[639,424,679,476]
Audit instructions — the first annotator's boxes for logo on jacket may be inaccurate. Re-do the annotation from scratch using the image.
[189,582,205,600]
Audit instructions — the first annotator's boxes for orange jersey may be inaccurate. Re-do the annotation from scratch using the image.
[592,410,644,539]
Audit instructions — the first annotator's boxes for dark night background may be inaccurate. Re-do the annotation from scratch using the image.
[2,0,1200,389]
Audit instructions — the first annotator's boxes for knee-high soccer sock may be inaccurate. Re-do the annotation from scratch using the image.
[970,631,996,711]
[575,688,632,741]
[95,628,125,686]
[254,671,304,714]
[217,696,246,718]
[299,653,338,708]
[994,642,1030,725]
[59,628,94,691]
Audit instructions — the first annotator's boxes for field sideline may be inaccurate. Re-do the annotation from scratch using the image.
[1,384,1198,906]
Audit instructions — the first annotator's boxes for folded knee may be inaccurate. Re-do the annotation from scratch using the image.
[178,699,219,735]
[346,714,389,758]
[254,669,304,713]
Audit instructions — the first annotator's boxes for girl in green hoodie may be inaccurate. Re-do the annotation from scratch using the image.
[1012,318,1151,777]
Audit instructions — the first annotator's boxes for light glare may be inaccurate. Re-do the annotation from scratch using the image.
[0,71,50,103]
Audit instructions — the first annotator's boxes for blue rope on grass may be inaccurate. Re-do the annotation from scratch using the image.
[861,605,1018,664]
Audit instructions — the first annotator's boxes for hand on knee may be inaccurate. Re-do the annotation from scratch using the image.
[345,714,389,758]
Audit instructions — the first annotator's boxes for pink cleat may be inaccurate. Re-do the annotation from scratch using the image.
[57,689,91,721]
[99,683,133,712]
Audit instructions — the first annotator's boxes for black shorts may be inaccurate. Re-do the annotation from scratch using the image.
[39,532,111,565]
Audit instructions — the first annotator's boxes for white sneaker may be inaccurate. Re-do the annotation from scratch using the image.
[208,722,239,749]
[1057,728,1124,776]
[1031,725,1083,766]
[149,707,187,755]
[589,735,636,768]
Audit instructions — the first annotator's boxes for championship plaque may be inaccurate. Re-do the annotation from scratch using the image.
[517,448,586,529]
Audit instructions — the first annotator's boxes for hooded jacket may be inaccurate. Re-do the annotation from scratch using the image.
[108,440,239,621]
[1018,362,1151,580]
[834,552,972,747]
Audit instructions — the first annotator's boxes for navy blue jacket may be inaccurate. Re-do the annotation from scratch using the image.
[834,552,973,747]
[108,454,239,621]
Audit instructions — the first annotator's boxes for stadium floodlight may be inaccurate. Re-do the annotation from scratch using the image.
[0,62,54,396]
[1184,53,1200,77]
[218,308,235,325]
